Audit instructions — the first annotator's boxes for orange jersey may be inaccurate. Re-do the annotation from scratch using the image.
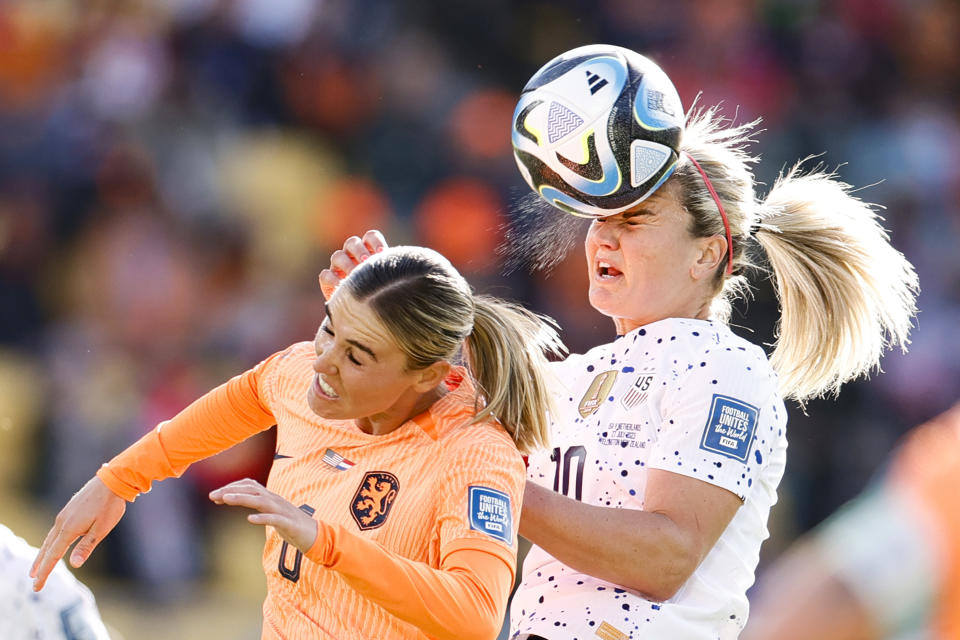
[889,402,960,639]
[97,342,526,640]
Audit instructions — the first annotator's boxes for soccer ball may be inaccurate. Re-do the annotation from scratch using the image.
[511,44,684,218]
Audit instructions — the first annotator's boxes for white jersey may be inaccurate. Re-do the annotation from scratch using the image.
[0,525,111,640]
[510,318,787,640]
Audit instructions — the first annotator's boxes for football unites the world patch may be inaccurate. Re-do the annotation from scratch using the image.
[468,486,513,544]
[699,394,759,462]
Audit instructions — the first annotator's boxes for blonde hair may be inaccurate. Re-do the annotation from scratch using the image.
[672,107,919,401]
[345,246,564,453]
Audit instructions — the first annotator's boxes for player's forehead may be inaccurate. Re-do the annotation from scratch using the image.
[601,183,681,222]
[320,290,397,354]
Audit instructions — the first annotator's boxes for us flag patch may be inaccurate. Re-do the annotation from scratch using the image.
[621,373,654,410]
[322,448,356,471]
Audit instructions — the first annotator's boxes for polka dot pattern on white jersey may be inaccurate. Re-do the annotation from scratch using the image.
[511,318,787,640]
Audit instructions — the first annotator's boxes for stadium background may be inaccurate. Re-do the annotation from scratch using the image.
[0,0,957,638]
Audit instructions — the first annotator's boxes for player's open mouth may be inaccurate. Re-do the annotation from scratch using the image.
[597,260,623,280]
[314,375,340,399]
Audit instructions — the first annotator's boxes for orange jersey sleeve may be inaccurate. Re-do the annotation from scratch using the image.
[96,348,288,501]
[306,522,512,640]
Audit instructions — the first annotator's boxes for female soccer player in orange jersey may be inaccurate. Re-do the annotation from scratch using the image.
[30,243,564,640]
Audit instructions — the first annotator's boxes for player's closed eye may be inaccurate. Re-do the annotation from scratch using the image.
[319,323,363,366]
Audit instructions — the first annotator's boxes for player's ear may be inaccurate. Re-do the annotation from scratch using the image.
[690,235,726,281]
[413,361,450,392]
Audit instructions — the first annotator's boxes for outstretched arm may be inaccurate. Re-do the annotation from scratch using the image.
[212,478,512,640]
[31,350,281,590]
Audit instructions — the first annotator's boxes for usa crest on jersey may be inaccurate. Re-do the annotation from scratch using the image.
[621,372,655,410]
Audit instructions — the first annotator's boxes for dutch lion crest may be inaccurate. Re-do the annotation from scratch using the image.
[350,471,400,530]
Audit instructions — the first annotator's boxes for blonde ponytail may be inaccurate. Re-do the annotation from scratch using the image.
[754,167,918,400]
[674,107,919,402]
[466,296,565,454]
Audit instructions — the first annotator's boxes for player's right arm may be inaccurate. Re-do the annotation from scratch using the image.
[30,348,286,590]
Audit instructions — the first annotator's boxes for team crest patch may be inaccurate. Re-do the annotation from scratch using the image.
[468,486,513,544]
[621,372,654,410]
[699,394,759,462]
[351,471,399,530]
[579,370,619,418]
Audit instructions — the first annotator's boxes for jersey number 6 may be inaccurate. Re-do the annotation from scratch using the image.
[550,446,586,501]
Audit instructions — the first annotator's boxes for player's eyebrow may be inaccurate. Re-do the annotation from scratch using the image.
[323,303,378,362]
[621,207,656,220]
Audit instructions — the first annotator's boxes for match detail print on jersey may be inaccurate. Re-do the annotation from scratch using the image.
[468,486,513,545]
[699,394,759,462]
[351,471,399,530]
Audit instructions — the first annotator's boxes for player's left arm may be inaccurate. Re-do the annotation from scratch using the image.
[520,471,741,601]
[211,477,513,640]
[522,346,775,601]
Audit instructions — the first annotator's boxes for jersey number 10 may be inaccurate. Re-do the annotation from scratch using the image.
[550,446,586,501]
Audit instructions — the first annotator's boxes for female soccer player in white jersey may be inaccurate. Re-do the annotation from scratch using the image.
[502,45,920,640]
[327,177,919,639]
[319,47,919,639]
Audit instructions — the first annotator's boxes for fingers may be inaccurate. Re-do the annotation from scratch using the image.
[342,235,370,263]
[217,491,273,512]
[329,249,357,278]
[30,522,77,591]
[31,476,126,590]
[319,269,340,301]
[319,230,388,300]
[211,479,318,552]
[209,478,270,506]
[70,528,106,568]
[247,512,285,527]
[362,229,388,254]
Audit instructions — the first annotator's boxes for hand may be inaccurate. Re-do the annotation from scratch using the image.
[210,478,318,552]
[319,230,389,300]
[30,476,127,591]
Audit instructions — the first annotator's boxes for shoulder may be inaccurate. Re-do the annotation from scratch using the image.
[651,321,782,424]
[670,320,774,385]
[260,341,314,377]
[441,416,520,458]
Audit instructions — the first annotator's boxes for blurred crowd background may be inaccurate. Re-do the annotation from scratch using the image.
[0,0,957,638]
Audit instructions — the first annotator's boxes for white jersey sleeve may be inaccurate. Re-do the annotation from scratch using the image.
[651,340,782,500]
[0,525,111,640]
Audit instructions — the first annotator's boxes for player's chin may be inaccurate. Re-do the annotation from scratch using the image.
[306,389,343,418]
[588,287,624,317]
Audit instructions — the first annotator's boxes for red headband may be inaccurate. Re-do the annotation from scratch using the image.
[685,155,733,275]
